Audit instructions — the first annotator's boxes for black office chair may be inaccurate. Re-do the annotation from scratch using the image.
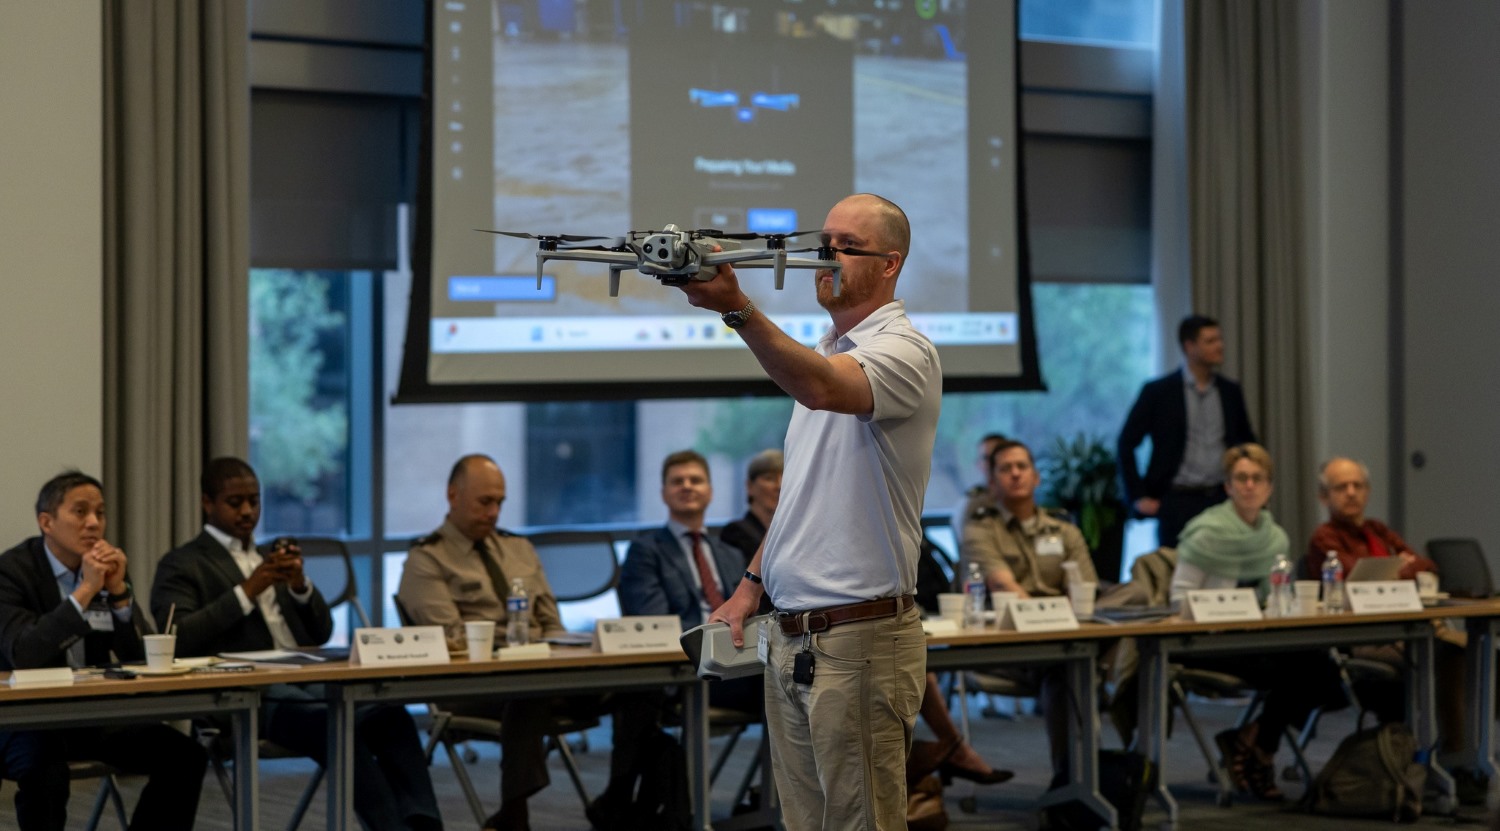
[526,529,621,603]
[204,536,371,831]
[1426,538,1495,598]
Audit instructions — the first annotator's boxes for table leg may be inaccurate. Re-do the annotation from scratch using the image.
[232,701,259,831]
[684,679,712,831]
[1465,617,1499,778]
[1035,655,1117,829]
[326,685,356,830]
[1410,631,1455,810]
[1135,638,1177,824]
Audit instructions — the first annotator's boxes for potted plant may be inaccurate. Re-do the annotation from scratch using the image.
[1041,433,1126,581]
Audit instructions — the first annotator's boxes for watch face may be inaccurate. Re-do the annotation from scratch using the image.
[723,311,747,329]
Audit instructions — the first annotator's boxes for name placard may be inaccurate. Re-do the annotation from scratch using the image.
[350,626,450,666]
[997,597,1079,633]
[8,668,74,688]
[595,616,683,654]
[921,618,961,637]
[1182,589,1263,622]
[497,642,552,661]
[1346,581,1424,615]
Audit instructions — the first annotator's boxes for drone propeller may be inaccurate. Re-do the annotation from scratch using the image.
[476,229,613,244]
[709,229,820,241]
[785,245,890,259]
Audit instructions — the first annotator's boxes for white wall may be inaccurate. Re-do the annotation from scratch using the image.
[0,3,104,542]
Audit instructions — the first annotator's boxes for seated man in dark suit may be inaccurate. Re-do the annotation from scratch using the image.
[0,471,206,831]
[151,457,441,831]
[600,450,763,825]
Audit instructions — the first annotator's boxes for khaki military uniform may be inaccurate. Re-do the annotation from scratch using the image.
[397,519,566,652]
[959,505,1096,596]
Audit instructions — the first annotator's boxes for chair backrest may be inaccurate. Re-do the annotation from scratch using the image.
[1425,537,1494,598]
[392,594,415,627]
[527,530,620,603]
[290,536,372,626]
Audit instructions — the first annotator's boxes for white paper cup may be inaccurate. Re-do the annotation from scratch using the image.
[936,593,967,624]
[990,591,1019,613]
[1294,580,1321,616]
[465,620,496,658]
[1069,582,1097,617]
[144,634,176,672]
[1416,571,1439,598]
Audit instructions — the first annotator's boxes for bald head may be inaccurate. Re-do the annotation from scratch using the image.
[842,193,911,264]
[446,455,506,541]
[1318,457,1371,525]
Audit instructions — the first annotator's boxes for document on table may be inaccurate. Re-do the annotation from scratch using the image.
[218,649,328,664]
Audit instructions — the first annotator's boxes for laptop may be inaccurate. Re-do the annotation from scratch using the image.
[1345,557,1404,582]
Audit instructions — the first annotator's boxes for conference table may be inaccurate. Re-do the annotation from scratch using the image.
[3,599,1499,831]
[0,669,263,829]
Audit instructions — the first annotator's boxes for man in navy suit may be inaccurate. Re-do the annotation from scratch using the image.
[596,450,760,828]
[151,457,442,831]
[1117,315,1258,547]
[0,471,206,831]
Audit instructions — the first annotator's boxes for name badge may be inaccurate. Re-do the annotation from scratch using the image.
[1035,535,1065,557]
[594,616,683,654]
[757,620,769,663]
[1346,581,1424,614]
[1182,588,1262,622]
[349,626,450,666]
[84,608,115,632]
[997,597,1079,632]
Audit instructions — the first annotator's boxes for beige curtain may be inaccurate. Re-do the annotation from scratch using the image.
[103,0,250,619]
[1186,0,1315,546]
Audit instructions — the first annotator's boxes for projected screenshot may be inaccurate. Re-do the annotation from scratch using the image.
[424,0,1022,389]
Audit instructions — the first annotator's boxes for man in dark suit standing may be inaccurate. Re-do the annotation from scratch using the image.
[1118,315,1257,547]
[152,457,442,831]
[0,471,205,831]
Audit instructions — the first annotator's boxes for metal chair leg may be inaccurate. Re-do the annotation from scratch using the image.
[550,734,592,808]
[285,765,325,831]
[442,737,488,826]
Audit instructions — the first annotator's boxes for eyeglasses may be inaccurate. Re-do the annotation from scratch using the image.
[1231,472,1269,485]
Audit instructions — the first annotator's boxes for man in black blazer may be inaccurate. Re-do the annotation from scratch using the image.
[0,471,206,831]
[1117,315,1258,547]
[151,457,441,831]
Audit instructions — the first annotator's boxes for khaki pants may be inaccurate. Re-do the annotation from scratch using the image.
[764,603,926,831]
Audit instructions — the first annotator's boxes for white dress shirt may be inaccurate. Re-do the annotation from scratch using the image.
[203,525,314,649]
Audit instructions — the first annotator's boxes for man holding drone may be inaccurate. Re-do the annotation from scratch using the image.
[688,193,940,831]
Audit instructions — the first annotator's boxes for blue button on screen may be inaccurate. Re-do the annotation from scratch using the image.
[748,209,798,234]
[448,276,555,302]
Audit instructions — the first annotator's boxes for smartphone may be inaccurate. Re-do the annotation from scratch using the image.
[103,668,137,680]
[270,536,298,556]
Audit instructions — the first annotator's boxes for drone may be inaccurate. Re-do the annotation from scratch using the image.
[478,224,888,298]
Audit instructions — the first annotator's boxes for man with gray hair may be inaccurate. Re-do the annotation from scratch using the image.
[1305,457,1436,579]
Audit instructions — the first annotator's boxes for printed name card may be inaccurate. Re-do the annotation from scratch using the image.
[7,668,74,688]
[595,616,684,654]
[1182,589,1263,622]
[1346,581,1424,615]
[350,626,450,666]
[921,618,961,637]
[997,597,1079,633]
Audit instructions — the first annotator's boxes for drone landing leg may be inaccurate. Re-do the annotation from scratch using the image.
[773,250,787,290]
[609,268,623,297]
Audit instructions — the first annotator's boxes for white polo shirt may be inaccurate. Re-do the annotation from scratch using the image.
[761,300,942,611]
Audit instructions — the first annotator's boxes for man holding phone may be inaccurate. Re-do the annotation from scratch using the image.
[152,457,442,831]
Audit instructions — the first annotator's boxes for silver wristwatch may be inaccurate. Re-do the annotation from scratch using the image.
[721,299,756,329]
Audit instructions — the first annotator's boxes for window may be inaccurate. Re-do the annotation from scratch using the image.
[1020,0,1158,45]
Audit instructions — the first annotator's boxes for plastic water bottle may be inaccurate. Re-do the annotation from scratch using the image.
[1267,554,1293,618]
[964,562,987,630]
[1321,550,1345,614]
[506,577,531,646]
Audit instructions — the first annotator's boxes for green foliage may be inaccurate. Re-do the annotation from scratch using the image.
[932,283,1153,495]
[248,270,347,502]
[691,396,794,462]
[1040,432,1122,551]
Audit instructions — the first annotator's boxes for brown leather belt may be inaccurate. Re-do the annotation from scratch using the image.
[775,595,915,637]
